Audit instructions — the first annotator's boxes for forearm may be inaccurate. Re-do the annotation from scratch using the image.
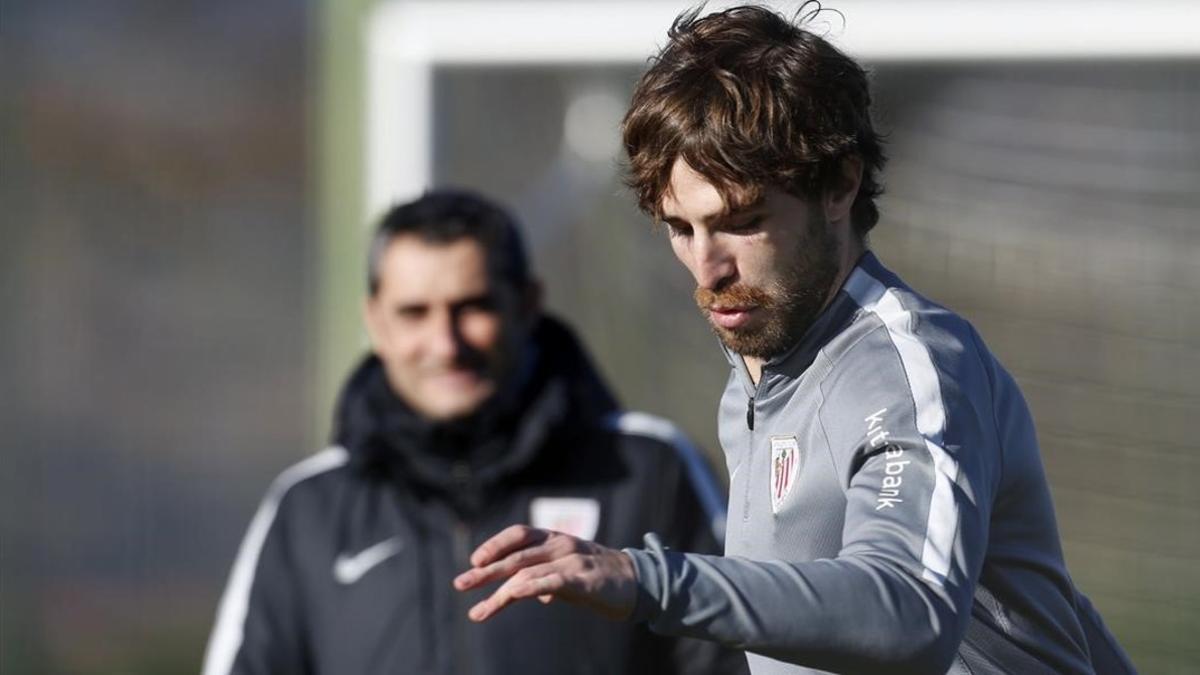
[626,534,962,674]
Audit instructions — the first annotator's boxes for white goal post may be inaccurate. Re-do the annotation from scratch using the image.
[364,0,1199,220]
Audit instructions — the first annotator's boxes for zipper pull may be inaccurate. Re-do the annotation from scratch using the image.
[746,396,755,430]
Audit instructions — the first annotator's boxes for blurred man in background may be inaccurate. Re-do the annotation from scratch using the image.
[202,190,746,674]
[454,6,1135,674]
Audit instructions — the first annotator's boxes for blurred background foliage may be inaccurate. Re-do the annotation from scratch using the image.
[2,1,1197,673]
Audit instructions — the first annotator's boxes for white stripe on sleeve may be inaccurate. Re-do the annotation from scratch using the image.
[202,446,350,675]
[607,411,728,544]
[844,268,960,587]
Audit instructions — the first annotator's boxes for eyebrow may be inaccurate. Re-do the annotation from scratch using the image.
[391,291,495,311]
[661,199,765,227]
[391,300,428,314]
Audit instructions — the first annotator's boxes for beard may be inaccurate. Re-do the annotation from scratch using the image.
[694,214,840,360]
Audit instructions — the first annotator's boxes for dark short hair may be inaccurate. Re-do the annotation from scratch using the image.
[622,3,886,238]
[367,189,531,296]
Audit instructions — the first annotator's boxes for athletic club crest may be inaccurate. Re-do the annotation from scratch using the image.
[530,497,601,541]
[770,436,801,513]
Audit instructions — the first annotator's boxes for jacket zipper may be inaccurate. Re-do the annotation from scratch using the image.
[451,461,472,675]
[741,393,756,523]
[452,519,472,675]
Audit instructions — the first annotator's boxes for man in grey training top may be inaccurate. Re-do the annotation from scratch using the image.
[454,5,1136,674]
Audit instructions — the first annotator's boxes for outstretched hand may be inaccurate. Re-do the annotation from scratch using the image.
[452,525,638,622]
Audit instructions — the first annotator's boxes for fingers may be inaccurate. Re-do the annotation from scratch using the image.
[455,526,587,592]
[469,525,548,567]
[459,546,638,623]
[454,540,558,591]
[468,562,568,622]
[452,526,637,624]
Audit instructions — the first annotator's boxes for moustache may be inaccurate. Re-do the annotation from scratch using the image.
[694,284,774,311]
[423,349,491,375]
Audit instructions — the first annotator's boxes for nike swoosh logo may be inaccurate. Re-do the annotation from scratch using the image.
[333,537,404,585]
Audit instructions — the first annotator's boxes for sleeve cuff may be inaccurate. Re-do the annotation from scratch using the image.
[623,532,669,624]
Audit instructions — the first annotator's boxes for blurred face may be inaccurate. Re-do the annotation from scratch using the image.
[365,236,533,421]
[660,160,844,360]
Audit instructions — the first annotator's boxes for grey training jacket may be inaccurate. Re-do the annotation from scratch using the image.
[626,252,1135,674]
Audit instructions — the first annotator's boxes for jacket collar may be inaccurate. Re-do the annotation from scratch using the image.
[331,315,618,507]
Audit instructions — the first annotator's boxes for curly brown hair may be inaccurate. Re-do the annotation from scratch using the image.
[622,3,886,238]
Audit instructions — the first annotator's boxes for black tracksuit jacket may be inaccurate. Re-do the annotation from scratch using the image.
[203,317,749,675]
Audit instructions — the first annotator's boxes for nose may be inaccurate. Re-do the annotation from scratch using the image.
[427,309,463,362]
[691,231,735,291]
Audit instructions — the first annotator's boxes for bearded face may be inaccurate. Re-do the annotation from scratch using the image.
[661,160,853,364]
[692,206,839,359]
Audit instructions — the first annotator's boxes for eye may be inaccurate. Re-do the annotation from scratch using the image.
[459,296,497,313]
[393,305,427,321]
[664,221,693,239]
[727,214,764,233]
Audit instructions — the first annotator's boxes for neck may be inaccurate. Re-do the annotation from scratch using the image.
[741,240,867,386]
[744,355,764,384]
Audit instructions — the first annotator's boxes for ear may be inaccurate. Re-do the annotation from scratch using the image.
[520,279,544,329]
[362,295,385,354]
[824,156,863,225]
